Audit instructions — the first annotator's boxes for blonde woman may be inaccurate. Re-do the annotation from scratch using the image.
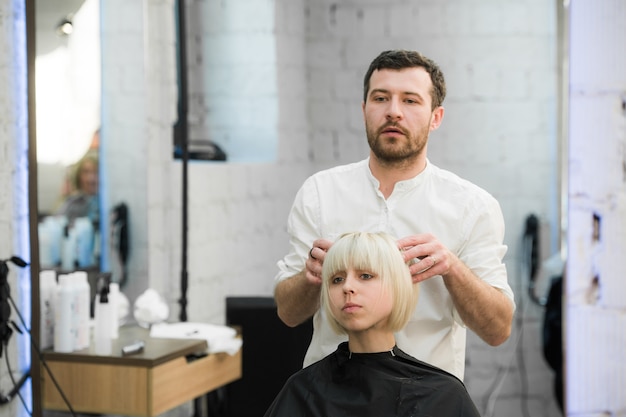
[265,232,481,417]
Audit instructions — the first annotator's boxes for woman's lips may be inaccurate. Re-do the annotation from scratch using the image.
[342,303,361,312]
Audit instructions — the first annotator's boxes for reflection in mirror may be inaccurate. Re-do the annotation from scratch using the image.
[35,0,101,273]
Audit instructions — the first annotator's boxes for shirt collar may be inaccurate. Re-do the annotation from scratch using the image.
[365,158,431,194]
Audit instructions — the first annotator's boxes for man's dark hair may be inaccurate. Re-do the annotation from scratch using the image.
[363,50,446,109]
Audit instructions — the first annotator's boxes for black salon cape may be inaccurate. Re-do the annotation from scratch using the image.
[264,342,481,417]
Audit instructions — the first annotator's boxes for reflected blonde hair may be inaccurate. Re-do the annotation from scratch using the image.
[71,154,98,192]
[321,232,419,335]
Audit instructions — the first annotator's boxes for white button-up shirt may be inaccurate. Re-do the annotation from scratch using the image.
[276,158,514,380]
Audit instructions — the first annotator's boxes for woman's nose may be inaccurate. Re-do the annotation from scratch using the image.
[343,274,356,293]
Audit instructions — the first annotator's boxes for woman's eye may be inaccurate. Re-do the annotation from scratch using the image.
[360,273,374,280]
[332,276,344,284]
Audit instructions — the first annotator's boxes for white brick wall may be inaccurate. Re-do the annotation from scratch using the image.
[100,0,150,304]
[567,0,626,415]
[0,1,31,417]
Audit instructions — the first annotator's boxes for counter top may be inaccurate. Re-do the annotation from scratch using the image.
[42,325,208,367]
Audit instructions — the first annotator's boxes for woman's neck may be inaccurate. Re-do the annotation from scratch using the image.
[347,330,396,354]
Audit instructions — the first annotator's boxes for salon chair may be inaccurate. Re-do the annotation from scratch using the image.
[222,296,313,417]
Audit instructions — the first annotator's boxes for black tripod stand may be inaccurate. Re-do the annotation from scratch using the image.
[0,256,30,404]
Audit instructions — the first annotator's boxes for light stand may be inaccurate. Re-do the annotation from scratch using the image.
[1,256,77,416]
[0,256,28,357]
[0,256,30,405]
[0,369,30,405]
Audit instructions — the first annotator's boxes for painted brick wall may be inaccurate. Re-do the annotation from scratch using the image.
[176,0,313,323]
[0,1,30,417]
[567,0,626,415]
[99,0,180,309]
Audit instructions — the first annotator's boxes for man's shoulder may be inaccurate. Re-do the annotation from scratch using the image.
[302,159,369,188]
[428,162,496,201]
[311,159,368,178]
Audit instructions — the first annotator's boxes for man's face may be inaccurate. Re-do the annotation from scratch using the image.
[362,68,442,164]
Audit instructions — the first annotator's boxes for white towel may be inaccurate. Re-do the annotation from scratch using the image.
[150,322,242,355]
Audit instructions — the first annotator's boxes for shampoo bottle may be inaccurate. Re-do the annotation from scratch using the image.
[108,282,120,339]
[61,223,77,271]
[54,274,74,352]
[73,271,91,350]
[39,270,57,350]
[94,284,113,355]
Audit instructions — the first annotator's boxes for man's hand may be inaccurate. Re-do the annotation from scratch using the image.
[398,234,451,283]
[275,238,333,327]
[305,238,334,285]
[398,233,513,346]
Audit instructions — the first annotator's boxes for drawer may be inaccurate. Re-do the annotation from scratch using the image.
[150,348,242,416]
[42,347,242,416]
[43,361,149,416]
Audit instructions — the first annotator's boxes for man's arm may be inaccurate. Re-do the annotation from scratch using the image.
[275,240,332,327]
[441,258,513,346]
[275,270,321,327]
[399,234,513,346]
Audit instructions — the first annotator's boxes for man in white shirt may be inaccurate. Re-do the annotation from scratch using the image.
[274,49,515,380]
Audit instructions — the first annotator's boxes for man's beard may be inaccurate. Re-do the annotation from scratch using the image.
[366,121,429,165]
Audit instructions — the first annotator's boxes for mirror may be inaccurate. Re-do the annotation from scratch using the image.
[35,0,101,273]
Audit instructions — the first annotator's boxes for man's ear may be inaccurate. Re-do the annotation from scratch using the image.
[430,106,445,131]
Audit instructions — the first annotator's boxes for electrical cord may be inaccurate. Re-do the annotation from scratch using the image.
[518,235,532,417]
[2,341,30,413]
[483,273,529,417]
[483,222,538,417]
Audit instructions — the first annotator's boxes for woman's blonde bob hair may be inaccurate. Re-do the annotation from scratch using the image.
[321,231,419,335]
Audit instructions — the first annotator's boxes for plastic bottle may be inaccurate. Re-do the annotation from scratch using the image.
[38,221,53,268]
[94,284,113,355]
[74,217,95,268]
[54,274,75,352]
[61,223,77,271]
[73,271,91,350]
[38,216,65,268]
[39,270,57,350]
[51,216,67,266]
[108,282,120,339]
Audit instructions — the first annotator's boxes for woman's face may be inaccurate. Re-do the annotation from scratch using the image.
[78,159,98,195]
[328,267,393,334]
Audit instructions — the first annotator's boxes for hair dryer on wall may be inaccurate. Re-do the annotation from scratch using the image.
[523,214,544,306]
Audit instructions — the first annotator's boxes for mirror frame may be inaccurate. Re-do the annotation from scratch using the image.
[26,0,42,414]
